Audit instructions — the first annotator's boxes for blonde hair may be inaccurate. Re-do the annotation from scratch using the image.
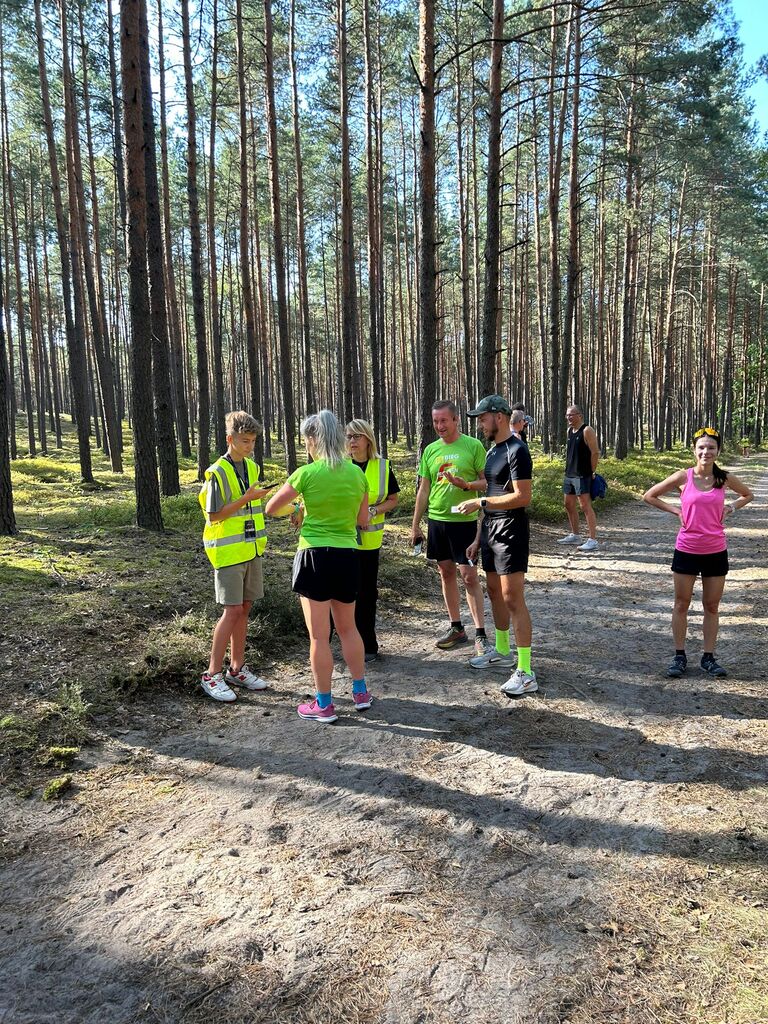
[225,410,262,437]
[346,418,378,460]
[300,410,346,467]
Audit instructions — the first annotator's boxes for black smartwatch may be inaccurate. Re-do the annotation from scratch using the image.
[480,498,488,509]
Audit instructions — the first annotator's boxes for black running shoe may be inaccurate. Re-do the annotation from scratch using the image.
[666,654,687,678]
[701,656,727,677]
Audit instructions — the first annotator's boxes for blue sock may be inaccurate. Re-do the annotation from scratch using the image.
[352,678,367,695]
[317,691,332,709]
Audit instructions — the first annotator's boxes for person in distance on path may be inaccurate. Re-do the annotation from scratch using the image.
[410,400,489,655]
[558,404,600,552]
[643,427,753,678]
[266,411,373,723]
[457,399,537,697]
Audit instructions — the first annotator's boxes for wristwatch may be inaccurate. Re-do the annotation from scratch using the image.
[480,498,488,509]
[370,505,378,517]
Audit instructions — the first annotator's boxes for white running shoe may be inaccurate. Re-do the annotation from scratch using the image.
[501,669,538,696]
[557,533,582,545]
[225,664,270,691]
[470,647,516,670]
[201,672,237,702]
[578,538,599,552]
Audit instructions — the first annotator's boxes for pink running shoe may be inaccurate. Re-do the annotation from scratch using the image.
[297,699,338,723]
[352,690,373,711]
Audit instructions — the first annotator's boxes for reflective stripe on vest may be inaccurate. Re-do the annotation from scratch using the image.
[199,456,268,566]
[358,458,389,550]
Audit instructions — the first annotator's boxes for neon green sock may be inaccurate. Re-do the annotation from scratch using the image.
[517,646,532,674]
[495,628,510,656]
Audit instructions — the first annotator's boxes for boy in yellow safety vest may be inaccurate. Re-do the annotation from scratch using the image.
[198,411,273,702]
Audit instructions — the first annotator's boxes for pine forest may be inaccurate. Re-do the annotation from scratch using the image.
[0,0,766,531]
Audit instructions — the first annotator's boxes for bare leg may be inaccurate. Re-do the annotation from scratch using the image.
[229,601,253,671]
[300,597,334,694]
[701,575,726,653]
[672,573,696,650]
[458,563,485,629]
[577,493,597,539]
[564,493,580,534]
[437,560,461,622]
[330,599,365,680]
[485,570,509,631]
[209,605,244,674]
[500,573,531,647]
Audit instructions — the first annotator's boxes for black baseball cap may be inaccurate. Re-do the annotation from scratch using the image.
[467,394,512,416]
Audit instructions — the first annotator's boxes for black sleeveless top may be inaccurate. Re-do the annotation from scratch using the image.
[566,425,592,477]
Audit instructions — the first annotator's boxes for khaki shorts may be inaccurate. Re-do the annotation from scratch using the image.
[214,557,264,605]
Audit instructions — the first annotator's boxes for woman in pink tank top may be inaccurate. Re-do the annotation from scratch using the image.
[643,429,753,678]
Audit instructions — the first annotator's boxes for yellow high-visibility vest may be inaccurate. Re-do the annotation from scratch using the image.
[358,458,389,551]
[198,456,267,567]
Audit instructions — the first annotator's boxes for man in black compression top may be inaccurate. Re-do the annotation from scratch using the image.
[457,399,538,697]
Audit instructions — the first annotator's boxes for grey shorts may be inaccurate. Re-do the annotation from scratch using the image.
[214,557,264,605]
[563,475,592,496]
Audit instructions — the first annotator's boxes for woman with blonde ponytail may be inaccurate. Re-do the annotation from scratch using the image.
[266,411,373,722]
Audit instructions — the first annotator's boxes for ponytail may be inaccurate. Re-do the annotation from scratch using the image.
[713,462,728,489]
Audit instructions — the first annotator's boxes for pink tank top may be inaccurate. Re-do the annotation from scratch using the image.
[675,468,726,554]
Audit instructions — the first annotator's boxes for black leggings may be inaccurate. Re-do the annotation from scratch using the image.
[355,548,381,654]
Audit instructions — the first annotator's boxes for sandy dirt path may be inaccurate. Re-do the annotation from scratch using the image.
[1,460,766,1024]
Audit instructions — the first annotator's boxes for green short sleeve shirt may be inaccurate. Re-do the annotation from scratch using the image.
[288,459,367,549]
[418,433,487,521]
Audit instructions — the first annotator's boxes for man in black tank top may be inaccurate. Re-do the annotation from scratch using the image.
[559,405,600,551]
[456,396,538,697]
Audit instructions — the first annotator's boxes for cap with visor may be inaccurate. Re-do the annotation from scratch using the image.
[467,394,512,417]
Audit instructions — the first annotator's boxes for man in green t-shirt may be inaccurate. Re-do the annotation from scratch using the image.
[410,400,488,652]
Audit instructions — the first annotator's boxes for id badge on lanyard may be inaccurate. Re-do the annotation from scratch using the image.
[230,456,256,540]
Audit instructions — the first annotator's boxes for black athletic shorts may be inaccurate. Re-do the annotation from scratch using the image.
[671,547,728,578]
[481,514,529,575]
[426,518,478,565]
[292,547,359,602]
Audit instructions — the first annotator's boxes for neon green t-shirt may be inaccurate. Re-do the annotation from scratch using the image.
[418,433,486,521]
[288,459,367,549]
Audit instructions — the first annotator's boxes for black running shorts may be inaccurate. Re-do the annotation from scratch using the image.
[426,518,479,565]
[671,547,728,577]
[481,514,529,575]
[292,547,360,603]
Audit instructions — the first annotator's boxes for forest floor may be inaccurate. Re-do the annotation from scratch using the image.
[0,451,767,1024]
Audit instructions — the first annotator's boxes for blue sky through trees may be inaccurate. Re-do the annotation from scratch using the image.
[732,0,768,131]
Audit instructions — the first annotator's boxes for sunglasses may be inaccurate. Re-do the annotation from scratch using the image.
[345,433,364,440]
[693,427,720,440]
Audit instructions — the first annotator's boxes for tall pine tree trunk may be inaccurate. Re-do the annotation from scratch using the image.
[0,242,14,534]
[181,0,211,478]
[157,0,191,457]
[289,0,315,416]
[236,0,263,467]
[263,0,297,470]
[139,0,179,494]
[121,0,163,530]
[417,0,437,454]
[479,0,504,396]
[34,0,92,481]
[60,0,123,471]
